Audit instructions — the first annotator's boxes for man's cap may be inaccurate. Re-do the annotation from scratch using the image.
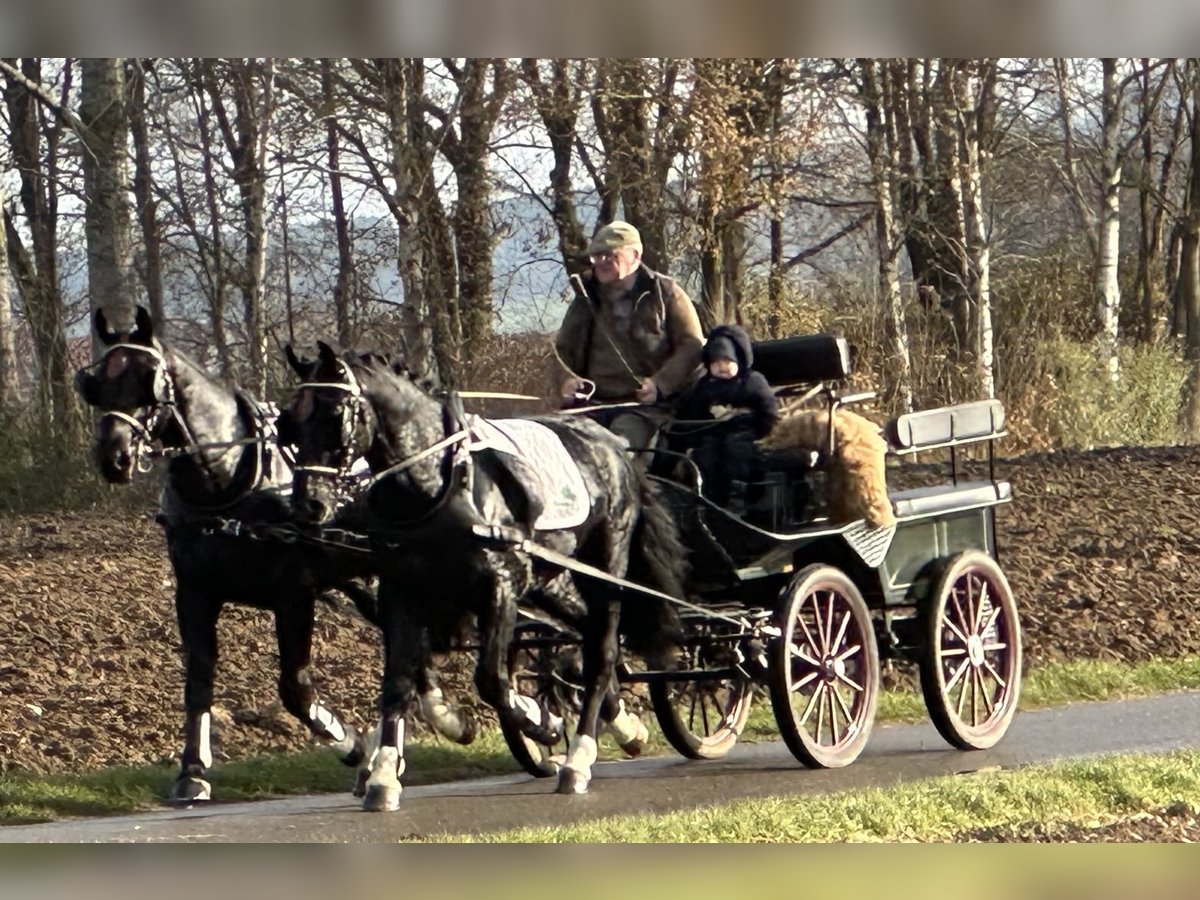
[587,220,642,256]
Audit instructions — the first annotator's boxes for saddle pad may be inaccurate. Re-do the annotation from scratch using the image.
[468,417,590,531]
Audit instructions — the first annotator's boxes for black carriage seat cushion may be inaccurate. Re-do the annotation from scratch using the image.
[886,398,1006,453]
[750,334,853,387]
[890,480,1012,519]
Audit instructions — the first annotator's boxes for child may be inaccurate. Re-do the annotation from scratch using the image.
[674,324,780,508]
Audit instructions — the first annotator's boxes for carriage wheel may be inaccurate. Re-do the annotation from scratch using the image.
[649,623,755,760]
[919,551,1022,750]
[769,564,880,768]
[500,625,581,778]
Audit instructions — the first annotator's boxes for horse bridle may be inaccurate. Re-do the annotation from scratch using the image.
[293,360,473,501]
[79,342,185,473]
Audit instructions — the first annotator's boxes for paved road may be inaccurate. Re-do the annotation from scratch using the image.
[6,693,1199,843]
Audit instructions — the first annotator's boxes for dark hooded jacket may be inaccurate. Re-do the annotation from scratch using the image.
[676,325,780,439]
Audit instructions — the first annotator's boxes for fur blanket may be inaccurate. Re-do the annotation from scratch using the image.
[758,408,896,529]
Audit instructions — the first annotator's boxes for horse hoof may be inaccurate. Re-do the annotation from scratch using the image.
[456,714,477,746]
[168,776,212,805]
[619,720,651,758]
[362,783,402,812]
[353,767,370,798]
[556,767,590,795]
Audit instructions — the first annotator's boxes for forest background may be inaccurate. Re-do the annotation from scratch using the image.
[2,57,1199,511]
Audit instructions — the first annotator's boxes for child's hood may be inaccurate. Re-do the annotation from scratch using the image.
[702,324,754,371]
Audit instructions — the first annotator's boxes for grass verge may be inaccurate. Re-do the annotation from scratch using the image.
[5,655,1200,825]
[434,749,1200,843]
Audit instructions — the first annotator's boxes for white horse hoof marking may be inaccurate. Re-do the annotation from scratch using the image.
[362,783,402,812]
[169,777,212,805]
[556,767,590,794]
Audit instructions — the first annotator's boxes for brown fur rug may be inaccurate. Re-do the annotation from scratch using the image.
[758,408,896,529]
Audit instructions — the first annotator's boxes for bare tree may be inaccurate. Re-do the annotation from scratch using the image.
[0,179,14,406]
[519,58,590,275]
[322,58,355,347]
[199,57,277,392]
[1180,61,1200,440]
[859,58,914,412]
[1054,57,1170,381]
[79,57,135,356]
[1,58,77,434]
[126,58,166,336]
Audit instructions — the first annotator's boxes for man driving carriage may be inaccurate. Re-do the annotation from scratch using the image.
[552,220,704,452]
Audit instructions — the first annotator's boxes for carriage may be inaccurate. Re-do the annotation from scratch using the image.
[78,307,1019,807]
[498,333,1021,777]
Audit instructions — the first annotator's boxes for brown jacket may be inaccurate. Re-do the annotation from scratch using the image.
[553,265,704,402]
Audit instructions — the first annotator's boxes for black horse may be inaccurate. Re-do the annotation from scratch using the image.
[75,307,474,803]
[280,341,686,807]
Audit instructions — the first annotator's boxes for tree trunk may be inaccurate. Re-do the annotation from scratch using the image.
[1180,64,1200,441]
[323,59,355,347]
[521,59,588,277]
[3,58,76,435]
[201,58,275,393]
[126,59,165,338]
[1097,58,1124,383]
[80,57,135,358]
[379,58,441,387]
[0,181,14,406]
[860,59,914,413]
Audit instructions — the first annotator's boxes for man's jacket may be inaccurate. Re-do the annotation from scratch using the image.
[553,265,703,402]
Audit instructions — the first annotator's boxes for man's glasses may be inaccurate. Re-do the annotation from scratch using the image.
[589,250,620,265]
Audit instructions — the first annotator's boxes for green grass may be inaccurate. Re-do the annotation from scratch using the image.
[6,655,1200,825]
[437,750,1200,843]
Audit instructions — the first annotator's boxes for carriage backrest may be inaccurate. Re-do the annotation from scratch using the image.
[887,398,1006,455]
[750,334,853,388]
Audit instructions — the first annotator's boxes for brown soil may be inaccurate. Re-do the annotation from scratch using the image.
[3,445,1200,838]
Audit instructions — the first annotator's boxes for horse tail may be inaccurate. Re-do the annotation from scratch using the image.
[622,470,688,658]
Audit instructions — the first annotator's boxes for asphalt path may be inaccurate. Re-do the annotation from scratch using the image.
[6,692,1199,843]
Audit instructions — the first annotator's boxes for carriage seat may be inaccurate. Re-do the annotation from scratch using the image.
[886,398,1006,454]
[890,480,1012,519]
[750,334,853,388]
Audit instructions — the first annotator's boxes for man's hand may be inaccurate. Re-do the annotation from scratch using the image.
[635,377,659,404]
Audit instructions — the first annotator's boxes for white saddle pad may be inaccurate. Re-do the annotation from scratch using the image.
[468,417,590,531]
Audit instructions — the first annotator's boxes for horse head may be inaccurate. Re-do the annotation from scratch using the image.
[75,306,171,484]
[281,340,379,523]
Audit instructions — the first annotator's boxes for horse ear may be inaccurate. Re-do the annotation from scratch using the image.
[316,340,338,365]
[285,344,316,380]
[94,307,119,346]
[132,306,154,344]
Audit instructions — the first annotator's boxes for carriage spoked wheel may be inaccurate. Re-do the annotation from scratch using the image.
[500,624,581,778]
[919,550,1022,751]
[769,564,880,768]
[649,621,755,760]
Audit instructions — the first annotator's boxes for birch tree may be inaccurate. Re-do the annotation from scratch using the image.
[1054,57,1169,381]
[859,58,914,412]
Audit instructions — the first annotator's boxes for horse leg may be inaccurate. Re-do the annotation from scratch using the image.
[557,590,621,794]
[273,594,367,793]
[601,683,649,757]
[171,584,220,804]
[416,624,476,745]
[361,581,420,812]
[475,556,563,747]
